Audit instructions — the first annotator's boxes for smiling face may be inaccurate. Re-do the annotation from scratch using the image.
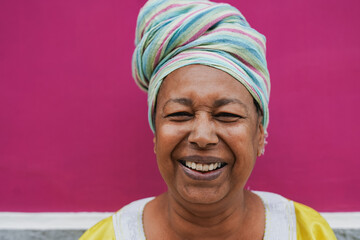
[154,65,265,204]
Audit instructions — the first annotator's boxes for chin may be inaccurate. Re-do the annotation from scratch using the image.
[176,184,231,205]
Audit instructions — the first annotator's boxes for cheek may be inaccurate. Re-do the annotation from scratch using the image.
[225,123,259,153]
[222,125,258,177]
[155,123,187,169]
[156,123,182,146]
[155,121,189,147]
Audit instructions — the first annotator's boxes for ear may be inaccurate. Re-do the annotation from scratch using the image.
[257,123,265,157]
[153,137,157,154]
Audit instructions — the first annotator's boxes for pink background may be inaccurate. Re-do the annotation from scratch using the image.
[0,0,359,212]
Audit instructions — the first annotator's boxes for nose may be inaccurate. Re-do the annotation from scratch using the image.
[188,113,219,148]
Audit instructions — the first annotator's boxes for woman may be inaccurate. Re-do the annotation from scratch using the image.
[80,0,336,239]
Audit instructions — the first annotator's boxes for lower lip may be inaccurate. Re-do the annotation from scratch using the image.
[180,163,225,181]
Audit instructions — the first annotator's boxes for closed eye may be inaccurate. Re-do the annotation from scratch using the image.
[165,112,193,121]
[214,112,243,122]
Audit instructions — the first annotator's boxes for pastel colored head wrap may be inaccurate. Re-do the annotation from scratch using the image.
[132,0,270,136]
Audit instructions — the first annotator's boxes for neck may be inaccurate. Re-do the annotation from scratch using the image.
[162,190,255,239]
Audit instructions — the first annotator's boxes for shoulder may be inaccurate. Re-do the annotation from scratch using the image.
[253,191,337,240]
[79,215,115,240]
[293,201,337,240]
[79,197,154,240]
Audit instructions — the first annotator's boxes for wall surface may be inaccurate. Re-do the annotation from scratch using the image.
[0,0,359,212]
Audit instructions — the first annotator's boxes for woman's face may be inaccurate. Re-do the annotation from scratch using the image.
[154,65,264,204]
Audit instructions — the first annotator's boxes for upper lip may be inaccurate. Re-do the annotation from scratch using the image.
[179,155,225,164]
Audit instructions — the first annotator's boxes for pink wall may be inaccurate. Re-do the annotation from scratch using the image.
[0,0,359,212]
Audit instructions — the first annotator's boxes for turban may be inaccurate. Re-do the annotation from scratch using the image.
[132,0,271,136]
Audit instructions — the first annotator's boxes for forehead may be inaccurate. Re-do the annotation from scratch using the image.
[157,65,254,105]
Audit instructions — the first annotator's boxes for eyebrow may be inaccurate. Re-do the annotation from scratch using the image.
[213,98,248,109]
[163,97,248,111]
[163,98,193,111]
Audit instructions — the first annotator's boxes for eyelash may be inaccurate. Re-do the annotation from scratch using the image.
[214,112,243,122]
[214,112,241,118]
[165,112,243,122]
[166,112,193,117]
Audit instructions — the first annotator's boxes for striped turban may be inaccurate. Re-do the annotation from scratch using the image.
[132,0,270,136]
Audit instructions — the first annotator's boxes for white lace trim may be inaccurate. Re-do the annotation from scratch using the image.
[113,197,154,240]
[113,192,297,240]
[254,191,297,240]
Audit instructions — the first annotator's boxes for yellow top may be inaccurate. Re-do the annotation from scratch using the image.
[80,198,337,240]
[80,215,115,240]
[294,202,337,240]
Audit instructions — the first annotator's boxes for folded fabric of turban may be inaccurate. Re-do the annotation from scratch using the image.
[132,0,271,137]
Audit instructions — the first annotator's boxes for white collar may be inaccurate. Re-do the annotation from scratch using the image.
[113,191,297,240]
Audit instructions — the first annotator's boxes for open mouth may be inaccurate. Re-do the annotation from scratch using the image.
[179,160,227,173]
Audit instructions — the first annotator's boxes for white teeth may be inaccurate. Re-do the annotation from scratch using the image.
[203,164,209,171]
[209,164,214,171]
[191,162,196,169]
[184,161,223,172]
